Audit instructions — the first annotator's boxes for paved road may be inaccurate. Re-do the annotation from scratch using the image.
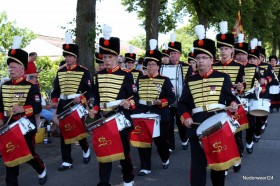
[1,111,280,186]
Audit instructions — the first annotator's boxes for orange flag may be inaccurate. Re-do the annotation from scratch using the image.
[232,10,243,38]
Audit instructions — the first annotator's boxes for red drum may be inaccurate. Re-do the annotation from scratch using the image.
[91,113,129,163]
[58,104,89,144]
[0,117,35,167]
[196,112,241,171]
[129,113,160,148]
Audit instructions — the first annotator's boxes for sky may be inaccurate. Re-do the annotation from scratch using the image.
[0,0,145,41]
[0,0,216,45]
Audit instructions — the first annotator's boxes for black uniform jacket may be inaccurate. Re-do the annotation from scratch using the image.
[133,74,176,123]
[178,68,239,138]
[0,76,42,133]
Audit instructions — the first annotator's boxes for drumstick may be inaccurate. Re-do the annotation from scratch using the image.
[233,82,245,87]
[192,122,201,125]
[207,103,244,112]
[112,95,134,110]
[63,91,87,108]
[5,111,13,126]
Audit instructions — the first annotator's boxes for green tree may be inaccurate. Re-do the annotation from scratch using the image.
[0,12,36,52]
[128,34,146,50]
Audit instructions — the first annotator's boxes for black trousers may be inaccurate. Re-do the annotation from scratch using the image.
[98,129,134,186]
[168,107,188,150]
[60,134,89,164]
[138,121,170,170]
[234,131,244,157]
[189,138,225,186]
[255,115,268,136]
[5,133,45,186]
[246,113,256,144]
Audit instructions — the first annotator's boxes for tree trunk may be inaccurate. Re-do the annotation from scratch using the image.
[145,0,160,49]
[76,0,96,75]
[272,37,277,55]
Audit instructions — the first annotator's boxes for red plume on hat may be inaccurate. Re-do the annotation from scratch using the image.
[195,25,205,46]
[103,24,112,46]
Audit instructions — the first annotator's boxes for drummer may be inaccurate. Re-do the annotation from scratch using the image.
[167,33,189,152]
[0,36,47,185]
[213,23,246,172]
[88,24,135,186]
[178,25,239,186]
[243,39,269,153]
[187,49,197,77]
[161,43,171,65]
[133,39,176,176]
[124,46,143,83]
[268,55,280,112]
[51,34,92,171]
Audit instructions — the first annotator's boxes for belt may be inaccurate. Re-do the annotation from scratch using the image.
[192,103,226,114]
[100,100,122,109]
[139,99,156,106]
[60,94,81,100]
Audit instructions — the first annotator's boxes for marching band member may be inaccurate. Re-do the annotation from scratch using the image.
[187,48,197,77]
[178,25,239,186]
[244,38,269,153]
[51,33,92,171]
[124,46,143,83]
[234,34,249,66]
[167,32,189,152]
[268,55,280,112]
[133,39,175,176]
[95,44,105,73]
[88,25,135,186]
[161,42,171,65]
[213,23,246,172]
[0,36,47,185]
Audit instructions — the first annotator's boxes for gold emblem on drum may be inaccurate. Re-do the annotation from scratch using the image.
[65,124,73,131]
[98,136,112,147]
[6,142,16,153]
[212,141,227,153]
[131,126,144,135]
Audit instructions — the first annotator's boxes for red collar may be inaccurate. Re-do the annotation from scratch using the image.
[199,68,214,78]
[107,65,119,73]
[148,73,159,78]
[221,58,233,66]
[12,76,25,84]
[66,64,78,71]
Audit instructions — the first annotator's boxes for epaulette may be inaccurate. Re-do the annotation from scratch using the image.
[79,65,88,70]
[121,68,130,72]
[26,79,36,84]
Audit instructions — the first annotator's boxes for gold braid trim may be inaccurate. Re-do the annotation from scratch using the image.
[168,47,181,53]
[8,56,24,66]
[234,123,249,133]
[64,133,89,145]
[194,47,213,58]
[217,41,234,48]
[235,48,248,55]
[5,154,34,167]
[99,45,118,56]
[208,157,241,171]
[144,57,159,62]
[96,152,125,163]
[126,57,135,62]
[248,54,259,60]
[130,140,152,148]
[63,50,77,57]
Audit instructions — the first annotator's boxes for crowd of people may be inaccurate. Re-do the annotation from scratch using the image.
[0,21,279,186]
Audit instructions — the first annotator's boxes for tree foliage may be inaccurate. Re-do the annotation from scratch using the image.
[0,12,36,52]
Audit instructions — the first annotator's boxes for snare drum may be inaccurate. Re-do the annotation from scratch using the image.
[248,99,271,116]
[130,113,160,148]
[196,112,240,171]
[196,112,240,139]
[0,117,35,136]
[58,104,89,144]
[0,118,34,167]
[91,113,130,163]
[58,104,88,120]
[240,98,249,113]
[269,85,280,94]
[160,65,183,106]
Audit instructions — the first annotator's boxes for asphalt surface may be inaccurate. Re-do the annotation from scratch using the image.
[0,111,280,186]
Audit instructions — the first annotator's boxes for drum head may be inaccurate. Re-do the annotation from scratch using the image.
[196,112,228,136]
[131,113,159,119]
